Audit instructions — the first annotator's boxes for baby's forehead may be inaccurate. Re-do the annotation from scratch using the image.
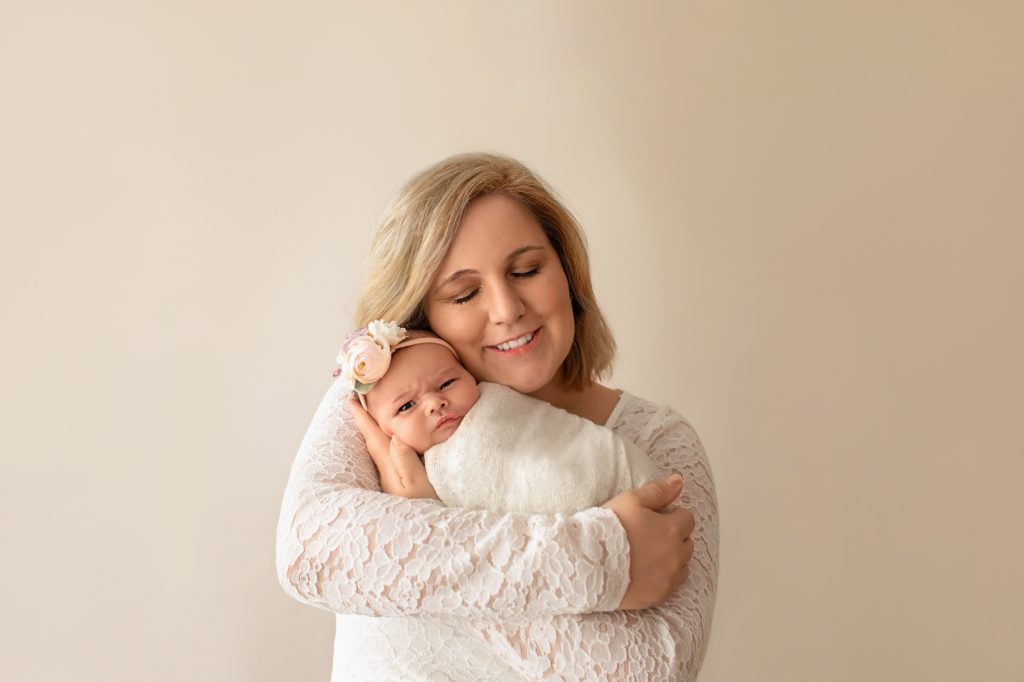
[376,343,457,389]
[389,342,459,374]
[367,344,461,416]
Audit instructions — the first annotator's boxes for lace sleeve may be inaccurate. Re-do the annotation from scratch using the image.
[632,405,719,680]
[275,378,633,621]
[480,400,720,681]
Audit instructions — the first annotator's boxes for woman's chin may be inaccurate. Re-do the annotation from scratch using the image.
[492,369,558,396]
[474,349,563,394]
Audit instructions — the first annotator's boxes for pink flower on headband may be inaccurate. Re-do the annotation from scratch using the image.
[345,336,390,388]
[335,321,408,394]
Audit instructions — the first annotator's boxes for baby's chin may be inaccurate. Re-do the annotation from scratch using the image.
[395,429,455,456]
[427,431,458,451]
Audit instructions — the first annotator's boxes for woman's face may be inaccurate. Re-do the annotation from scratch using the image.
[424,194,575,395]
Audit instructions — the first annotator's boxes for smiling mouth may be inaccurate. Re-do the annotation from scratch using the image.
[488,328,540,353]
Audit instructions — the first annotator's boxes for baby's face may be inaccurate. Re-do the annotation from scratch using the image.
[365,343,481,453]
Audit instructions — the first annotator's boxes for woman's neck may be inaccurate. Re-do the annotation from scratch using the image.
[530,380,622,426]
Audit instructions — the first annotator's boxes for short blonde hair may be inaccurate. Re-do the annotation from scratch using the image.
[355,152,615,391]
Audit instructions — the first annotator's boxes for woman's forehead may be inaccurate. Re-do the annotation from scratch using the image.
[435,195,551,277]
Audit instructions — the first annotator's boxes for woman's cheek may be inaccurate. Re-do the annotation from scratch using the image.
[437,311,483,367]
[460,354,489,384]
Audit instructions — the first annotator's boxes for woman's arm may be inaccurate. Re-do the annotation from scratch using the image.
[478,404,719,681]
[275,378,633,621]
[633,407,719,680]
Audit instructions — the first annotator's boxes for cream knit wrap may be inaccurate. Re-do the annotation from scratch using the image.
[424,382,665,514]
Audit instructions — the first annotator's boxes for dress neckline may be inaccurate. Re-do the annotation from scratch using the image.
[603,389,627,428]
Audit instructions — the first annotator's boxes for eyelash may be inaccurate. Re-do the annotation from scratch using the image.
[396,379,457,414]
[451,268,541,305]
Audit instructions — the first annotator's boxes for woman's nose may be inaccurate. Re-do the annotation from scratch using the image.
[486,280,525,325]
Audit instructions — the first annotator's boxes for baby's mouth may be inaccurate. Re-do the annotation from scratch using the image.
[435,414,462,430]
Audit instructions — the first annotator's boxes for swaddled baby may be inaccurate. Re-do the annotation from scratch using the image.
[337,321,664,513]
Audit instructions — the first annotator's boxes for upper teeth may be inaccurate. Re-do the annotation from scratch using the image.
[496,332,533,351]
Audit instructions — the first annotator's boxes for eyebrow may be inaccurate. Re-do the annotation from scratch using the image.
[389,388,416,407]
[435,245,546,289]
[388,366,454,408]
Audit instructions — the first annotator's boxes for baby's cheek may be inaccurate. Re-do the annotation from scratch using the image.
[391,422,424,451]
[430,425,457,449]
[374,416,391,437]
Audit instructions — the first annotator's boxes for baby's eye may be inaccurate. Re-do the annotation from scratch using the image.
[397,401,415,414]
[440,378,455,390]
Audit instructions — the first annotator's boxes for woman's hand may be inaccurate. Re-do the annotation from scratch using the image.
[347,395,440,500]
[602,474,695,610]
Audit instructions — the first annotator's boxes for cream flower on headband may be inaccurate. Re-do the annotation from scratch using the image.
[367,320,405,347]
[334,320,409,394]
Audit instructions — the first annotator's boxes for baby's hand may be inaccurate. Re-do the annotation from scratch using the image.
[347,395,440,501]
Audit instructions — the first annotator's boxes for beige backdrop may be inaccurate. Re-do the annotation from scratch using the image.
[2,2,1022,681]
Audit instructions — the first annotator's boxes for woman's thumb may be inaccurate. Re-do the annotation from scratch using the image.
[634,474,684,509]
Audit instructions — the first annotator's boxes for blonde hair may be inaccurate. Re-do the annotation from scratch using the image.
[355,152,615,391]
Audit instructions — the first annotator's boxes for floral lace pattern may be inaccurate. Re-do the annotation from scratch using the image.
[276,379,719,681]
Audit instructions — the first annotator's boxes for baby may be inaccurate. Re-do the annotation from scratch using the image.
[338,321,665,513]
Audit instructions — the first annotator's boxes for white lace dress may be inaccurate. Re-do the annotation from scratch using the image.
[276,378,719,681]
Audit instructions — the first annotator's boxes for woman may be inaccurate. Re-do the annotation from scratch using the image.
[276,153,719,680]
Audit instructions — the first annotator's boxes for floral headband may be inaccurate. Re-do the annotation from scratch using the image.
[334,320,459,408]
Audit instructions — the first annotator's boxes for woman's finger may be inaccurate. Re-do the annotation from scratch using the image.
[681,535,694,564]
[388,436,434,495]
[346,395,391,468]
[347,395,386,445]
[676,564,691,589]
[679,508,696,538]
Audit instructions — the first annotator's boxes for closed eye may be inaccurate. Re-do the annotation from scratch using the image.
[449,268,539,305]
[451,289,479,305]
[440,378,456,390]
